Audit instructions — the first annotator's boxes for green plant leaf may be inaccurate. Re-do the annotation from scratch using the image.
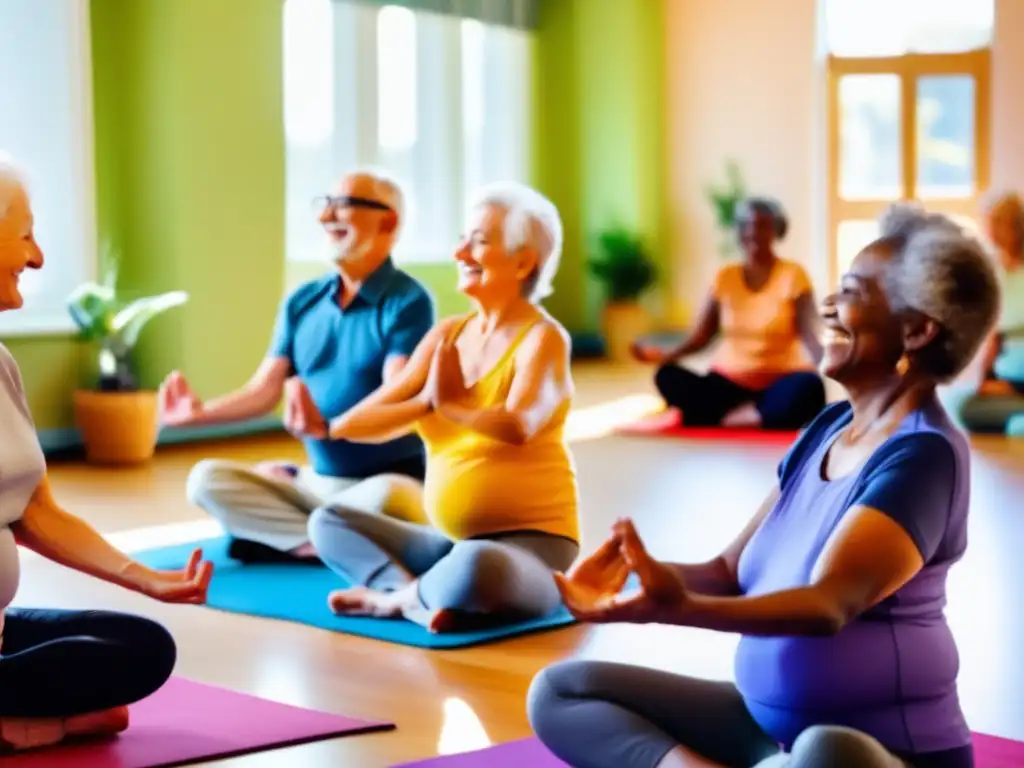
[66,282,117,340]
[112,290,190,347]
[585,227,657,302]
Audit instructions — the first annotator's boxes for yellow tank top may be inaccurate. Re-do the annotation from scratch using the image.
[415,314,580,543]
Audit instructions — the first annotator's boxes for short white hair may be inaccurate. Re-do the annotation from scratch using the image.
[468,181,563,302]
[348,168,405,236]
[877,202,1002,381]
[0,159,28,222]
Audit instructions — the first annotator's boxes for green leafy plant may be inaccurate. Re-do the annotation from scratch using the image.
[67,244,189,392]
[704,159,747,257]
[586,227,657,303]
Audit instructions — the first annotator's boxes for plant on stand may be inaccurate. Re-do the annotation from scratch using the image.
[586,227,658,363]
[68,246,189,464]
[705,159,747,258]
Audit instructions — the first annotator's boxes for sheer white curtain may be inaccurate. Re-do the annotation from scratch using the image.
[0,0,96,335]
[283,0,532,265]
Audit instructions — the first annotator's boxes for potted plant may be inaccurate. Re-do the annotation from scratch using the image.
[68,247,189,464]
[705,159,747,258]
[586,227,658,363]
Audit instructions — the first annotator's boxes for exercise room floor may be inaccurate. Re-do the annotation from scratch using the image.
[22,363,1024,767]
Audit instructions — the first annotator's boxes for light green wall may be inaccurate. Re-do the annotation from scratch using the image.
[533,0,669,334]
[5,0,666,433]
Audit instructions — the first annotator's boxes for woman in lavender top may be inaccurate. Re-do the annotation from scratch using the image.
[0,161,213,752]
[528,203,1000,768]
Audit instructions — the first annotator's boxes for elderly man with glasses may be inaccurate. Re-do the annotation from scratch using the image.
[161,171,435,563]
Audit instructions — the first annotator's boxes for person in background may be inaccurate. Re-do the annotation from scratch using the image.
[311,181,579,634]
[0,160,210,751]
[528,203,999,768]
[162,171,435,563]
[940,190,1024,432]
[633,197,826,430]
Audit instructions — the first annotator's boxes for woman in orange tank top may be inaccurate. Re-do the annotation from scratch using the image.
[634,198,827,430]
[309,182,580,634]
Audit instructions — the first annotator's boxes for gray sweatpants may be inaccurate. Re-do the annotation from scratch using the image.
[307,504,579,620]
[527,660,913,768]
[185,459,427,552]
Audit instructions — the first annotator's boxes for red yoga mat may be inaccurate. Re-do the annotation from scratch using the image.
[393,733,1024,767]
[615,409,800,444]
[1,677,393,768]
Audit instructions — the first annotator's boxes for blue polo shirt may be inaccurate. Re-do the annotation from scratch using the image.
[269,258,435,479]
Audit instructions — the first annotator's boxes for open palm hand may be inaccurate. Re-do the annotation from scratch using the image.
[133,549,214,604]
[554,533,631,613]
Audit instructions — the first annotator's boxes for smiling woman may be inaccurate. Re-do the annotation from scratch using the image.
[312,181,580,634]
[527,203,1002,768]
[0,161,213,753]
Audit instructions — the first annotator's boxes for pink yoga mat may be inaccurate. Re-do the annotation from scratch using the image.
[394,733,1024,767]
[1,677,393,768]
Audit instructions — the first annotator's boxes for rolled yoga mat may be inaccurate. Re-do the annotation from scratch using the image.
[615,408,800,444]
[1,676,392,768]
[392,733,1024,768]
[132,536,577,649]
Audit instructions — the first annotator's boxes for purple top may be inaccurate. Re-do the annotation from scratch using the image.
[734,399,972,762]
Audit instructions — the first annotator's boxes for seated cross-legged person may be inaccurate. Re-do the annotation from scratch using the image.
[309,181,580,633]
[634,197,826,430]
[162,171,435,563]
[0,161,211,751]
[528,204,1000,768]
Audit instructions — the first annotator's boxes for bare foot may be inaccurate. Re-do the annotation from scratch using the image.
[427,608,460,634]
[720,403,762,428]
[64,706,129,737]
[327,586,402,617]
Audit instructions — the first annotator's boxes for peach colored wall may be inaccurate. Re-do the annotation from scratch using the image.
[664,0,1021,324]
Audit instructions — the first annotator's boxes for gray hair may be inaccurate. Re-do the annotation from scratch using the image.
[876,202,1002,382]
[347,168,405,236]
[468,181,563,302]
[734,196,789,240]
[0,160,28,222]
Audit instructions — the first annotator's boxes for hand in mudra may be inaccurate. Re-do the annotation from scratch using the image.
[557,518,689,624]
[283,377,328,439]
[630,342,665,365]
[133,549,214,604]
[158,371,202,427]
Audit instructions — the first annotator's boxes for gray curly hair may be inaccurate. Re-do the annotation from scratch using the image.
[876,202,1002,382]
[734,197,789,240]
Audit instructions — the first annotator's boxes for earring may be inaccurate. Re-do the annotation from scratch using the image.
[895,354,910,375]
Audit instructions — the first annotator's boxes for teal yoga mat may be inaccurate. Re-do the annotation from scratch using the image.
[132,536,577,649]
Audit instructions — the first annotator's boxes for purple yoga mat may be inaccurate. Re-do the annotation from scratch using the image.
[1,677,393,768]
[394,733,1024,768]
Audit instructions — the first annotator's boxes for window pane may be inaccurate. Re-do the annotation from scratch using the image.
[461,19,485,197]
[836,220,880,279]
[377,6,417,152]
[825,0,993,56]
[838,75,901,201]
[916,76,975,200]
[282,0,333,146]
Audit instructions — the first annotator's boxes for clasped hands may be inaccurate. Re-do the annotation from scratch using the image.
[555,519,691,625]
[419,339,468,410]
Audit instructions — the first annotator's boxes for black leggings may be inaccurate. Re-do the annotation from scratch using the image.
[655,365,826,430]
[0,608,177,718]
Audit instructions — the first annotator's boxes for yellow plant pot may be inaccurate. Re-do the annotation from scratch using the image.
[602,301,651,363]
[73,389,159,465]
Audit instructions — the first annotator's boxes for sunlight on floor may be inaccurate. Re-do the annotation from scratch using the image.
[436,697,491,755]
[564,393,662,442]
[105,518,223,552]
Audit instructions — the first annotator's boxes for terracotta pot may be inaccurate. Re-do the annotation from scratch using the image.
[602,300,651,363]
[73,389,159,465]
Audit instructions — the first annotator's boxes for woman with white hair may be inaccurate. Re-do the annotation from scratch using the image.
[0,162,211,750]
[307,181,579,633]
[528,203,998,768]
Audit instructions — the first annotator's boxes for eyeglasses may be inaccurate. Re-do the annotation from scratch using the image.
[312,195,393,213]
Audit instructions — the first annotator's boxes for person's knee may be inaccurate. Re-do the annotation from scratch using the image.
[440,541,515,611]
[654,363,679,396]
[789,725,889,768]
[184,459,232,509]
[306,505,351,553]
[526,661,587,736]
[122,616,177,698]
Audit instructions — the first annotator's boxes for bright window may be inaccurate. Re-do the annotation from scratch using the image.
[823,0,992,285]
[282,0,532,265]
[0,0,96,336]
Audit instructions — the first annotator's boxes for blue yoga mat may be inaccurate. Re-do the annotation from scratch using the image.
[132,536,578,649]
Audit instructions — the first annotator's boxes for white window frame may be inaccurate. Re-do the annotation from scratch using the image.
[0,0,98,337]
[282,0,533,267]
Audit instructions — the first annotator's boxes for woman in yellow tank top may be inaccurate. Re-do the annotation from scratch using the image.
[310,182,580,633]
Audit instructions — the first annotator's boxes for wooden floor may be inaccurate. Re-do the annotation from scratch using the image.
[22,364,1024,767]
